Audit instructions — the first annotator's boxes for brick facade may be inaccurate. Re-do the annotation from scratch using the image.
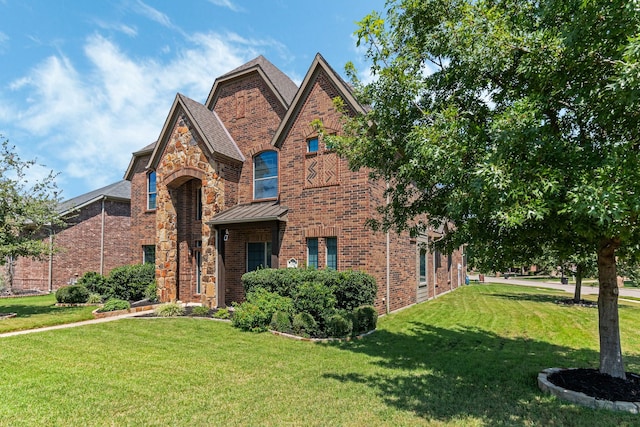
[126,54,466,313]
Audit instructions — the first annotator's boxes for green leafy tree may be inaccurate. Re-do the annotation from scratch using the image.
[0,136,62,290]
[333,0,640,378]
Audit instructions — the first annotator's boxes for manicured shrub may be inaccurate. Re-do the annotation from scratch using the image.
[270,311,292,333]
[292,312,317,337]
[145,282,159,303]
[333,270,377,311]
[154,302,185,317]
[55,285,90,304]
[353,305,378,334]
[293,281,336,328]
[232,302,266,332]
[213,307,231,319]
[98,298,130,312]
[192,305,210,316]
[107,263,155,301]
[87,293,103,304]
[326,313,353,338]
[77,272,110,297]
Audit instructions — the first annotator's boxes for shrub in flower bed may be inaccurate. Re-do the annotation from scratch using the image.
[97,298,130,313]
[55,285,90,304]
[154,302,185,317]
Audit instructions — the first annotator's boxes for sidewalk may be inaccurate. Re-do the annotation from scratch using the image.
[0,310,145,338]
[477,276,640,299]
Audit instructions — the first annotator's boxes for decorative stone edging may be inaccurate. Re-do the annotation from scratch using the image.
[92,304,161,319]
[538,367,640,414]
[269,329,376,343]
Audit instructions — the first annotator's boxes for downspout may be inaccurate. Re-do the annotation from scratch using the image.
[100,197,105,276]
[48,228,54,293]
[385,183,390,315]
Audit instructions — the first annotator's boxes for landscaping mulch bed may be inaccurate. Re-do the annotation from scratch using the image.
[548,368,640,402]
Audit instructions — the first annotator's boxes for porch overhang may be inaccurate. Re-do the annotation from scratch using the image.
[208,201,288,226]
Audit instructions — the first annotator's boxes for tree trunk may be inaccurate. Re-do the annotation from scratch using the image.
[573,263,583,303]
[597,238,626,379]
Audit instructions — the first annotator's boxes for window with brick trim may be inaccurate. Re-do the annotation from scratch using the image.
[247,242,272,272]
[307,137,318,153]
[142,245,155,264]
[307,238,318,268]
[147,171,157,210]
[196,187,202,220]
[253,151,278,199]
[195,240,202,294]
[434,249,442,270]
[326,237,337,270]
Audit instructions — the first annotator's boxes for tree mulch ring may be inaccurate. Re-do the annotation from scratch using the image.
[555,298,597,308]
[548,368,640,402]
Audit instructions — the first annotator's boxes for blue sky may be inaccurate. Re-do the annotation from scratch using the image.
[0,0,385,200]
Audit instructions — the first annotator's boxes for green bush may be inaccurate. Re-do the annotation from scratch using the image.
[192,305,210,316]
[154,302,185,317]
[293,281,336,328]
[333,270,377,311]
[107,263,155,301]
[232,302,266,332]
[145,282,159,302]
[213,307,231,319]
[292,312,317,337]
[77,272,110,297]
[87,293,103,304]
[353,305,378,334]
[55,285,90,304]
[326,313,353,338]
[98,298,130,312]
[270,311,292,333]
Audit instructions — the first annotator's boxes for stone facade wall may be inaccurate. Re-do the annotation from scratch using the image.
[9,199,131,292]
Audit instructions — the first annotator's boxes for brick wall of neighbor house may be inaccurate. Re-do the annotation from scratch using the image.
[9,200,131,292]
[129,151,157,263]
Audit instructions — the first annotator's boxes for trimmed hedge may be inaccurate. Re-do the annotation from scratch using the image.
[107,263,155,301]
[55,285,90,304]
[77,272,110,297]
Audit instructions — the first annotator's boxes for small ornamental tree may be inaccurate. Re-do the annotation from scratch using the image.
[334,0,640,378]
[0,136,62,291]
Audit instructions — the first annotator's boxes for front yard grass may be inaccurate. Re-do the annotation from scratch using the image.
[1,284,639,426]
[0,294,96,333]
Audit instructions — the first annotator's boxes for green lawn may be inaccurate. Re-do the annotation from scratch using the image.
[1,284,639,426]
[0,294,96,333]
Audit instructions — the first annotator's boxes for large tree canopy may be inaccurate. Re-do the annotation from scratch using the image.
[0,136,62,268]
[333,0,640,378]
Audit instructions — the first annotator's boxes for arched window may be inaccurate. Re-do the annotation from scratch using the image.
[147,171,157,210]
[253,151,278,199]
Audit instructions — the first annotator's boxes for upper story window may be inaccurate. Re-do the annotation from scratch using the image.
[147,171,157,210]
[307,137,319,153]
[254,151,278,200]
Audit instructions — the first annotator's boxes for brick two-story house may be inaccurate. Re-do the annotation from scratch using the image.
[125,54,465,313]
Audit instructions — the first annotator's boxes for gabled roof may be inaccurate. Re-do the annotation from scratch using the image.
[208,201,288,225]
[204,55,298,110]
[147,93,245,172]
[57,180,131,216]
[271,53,367,148]
[124,141,156,181]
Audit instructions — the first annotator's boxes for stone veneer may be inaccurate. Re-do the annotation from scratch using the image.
[155,115,225,306]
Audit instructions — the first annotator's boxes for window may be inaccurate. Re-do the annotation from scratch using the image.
[307,238,318,268]
[419,248,427,286]
[254,151,278,199]
[326,237,337,270]
[247,242,272,272]
[434,249,442,270]
[307,137,318,153]
[143,245,155,264]
[147,171,157,210]
[196,187,202,220]
[195,240,202,294]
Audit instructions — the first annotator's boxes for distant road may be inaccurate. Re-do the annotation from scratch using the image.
[470,275,640,299]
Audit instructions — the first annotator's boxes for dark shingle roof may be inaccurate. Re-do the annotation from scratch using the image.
[57,180,130,215]
[208,201,288,225]
[178,93,244,162]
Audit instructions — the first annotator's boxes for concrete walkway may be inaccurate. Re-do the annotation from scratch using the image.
[0,310,146,338]
[478,276,640,299]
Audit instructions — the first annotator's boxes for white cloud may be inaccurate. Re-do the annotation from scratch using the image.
[0,31,8,53]
[207,0,244,12]
[94,20,138,37]
[131,0,176,30]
